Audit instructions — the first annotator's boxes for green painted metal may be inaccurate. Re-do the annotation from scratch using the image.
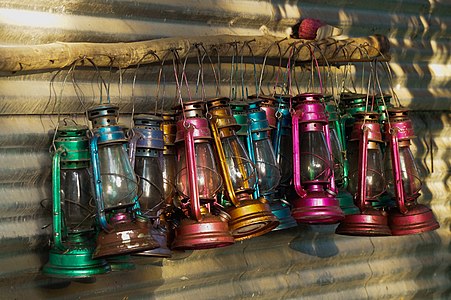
[43,126,111,278]
[326,101,359,215]
[230,102,248,139]
[336,190,360,215]
[54,125,90,169]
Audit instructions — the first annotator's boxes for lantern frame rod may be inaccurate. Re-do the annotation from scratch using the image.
[51,148,65,251]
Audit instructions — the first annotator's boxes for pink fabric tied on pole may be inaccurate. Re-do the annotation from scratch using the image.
[298,18,325,40]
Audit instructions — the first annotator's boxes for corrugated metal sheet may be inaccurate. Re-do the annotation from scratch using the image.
[0,0,449,299]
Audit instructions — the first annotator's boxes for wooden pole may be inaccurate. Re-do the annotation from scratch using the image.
[0,34,389,73]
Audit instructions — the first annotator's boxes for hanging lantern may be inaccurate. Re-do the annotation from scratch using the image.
[43,125,111,278]
[291,93,344,223]
[207,97,279,241]
[258,94,298,230]
[384,108,439,235]
[340,93,397,209]
[172,101,234,250]
[88,104,159,258]
[247,96,296,230]
[245,97,281,197]
[129,114,171,257]
[325,100,359,215]
[336,112,391,236]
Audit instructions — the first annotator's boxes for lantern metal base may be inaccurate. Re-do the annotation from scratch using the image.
[389,204,440,236]
[335,207,392,236]
[133,227,172,258]
[291,191,344,224]
[228,199,279,241]
[270,202,298,231]
[107,255,136,271]
[337,190,360,215]
[93,214,160,259]
[172,214,234,250]
[43,247,111,279]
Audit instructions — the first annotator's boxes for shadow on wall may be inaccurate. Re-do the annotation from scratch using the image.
[289,224,339,258]
[412,230,449,299]
[34,257,165,300]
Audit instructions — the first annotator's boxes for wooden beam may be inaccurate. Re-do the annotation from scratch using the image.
[0,34,390,73]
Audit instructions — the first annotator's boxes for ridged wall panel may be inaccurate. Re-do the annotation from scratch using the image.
[0,1,449,299]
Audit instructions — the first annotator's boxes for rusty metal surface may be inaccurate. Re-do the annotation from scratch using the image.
[0,0,449,299]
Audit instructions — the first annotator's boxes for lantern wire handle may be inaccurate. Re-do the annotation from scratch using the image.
[242,39,258,97]
[82,57,111,104]
[373,58,393,129]
[290,40,310,96]
[357,43,389,124]
[238,42,245,100]
[306,43,324,95]
[194,43,206,101]
[50,60,81,153]
[156,50,170,115]
[180,47,194,103]
[381,61,402,107]
[129,50,161,128]
[229,41,239,100]
[286,43,296,113]
[339,62,357,95]
[311,41,335,98]
[359,42,401,107]
[170,48,188,123]
[257,38,287,98]
[199,43,221,97]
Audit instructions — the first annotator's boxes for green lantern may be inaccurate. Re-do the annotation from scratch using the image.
[43,125,111,278]
[325,99,359,215]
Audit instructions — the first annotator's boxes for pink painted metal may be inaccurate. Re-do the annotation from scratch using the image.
[389,130,407,214]
[172,112,234,249]
[290,93,344,224]
[185,125,202,222]
[388,205,439,236]
[385,108,439,235]
[336,121,391,236]
[291,111,307,198]
[172,213,234,250]
[175,117,211,142]
[258,95,277,130]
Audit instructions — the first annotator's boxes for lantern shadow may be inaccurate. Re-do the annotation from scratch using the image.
[289,224,340,258]
[34,255,165,299]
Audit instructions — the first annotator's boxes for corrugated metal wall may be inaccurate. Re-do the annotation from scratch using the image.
[0,1,449,299]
